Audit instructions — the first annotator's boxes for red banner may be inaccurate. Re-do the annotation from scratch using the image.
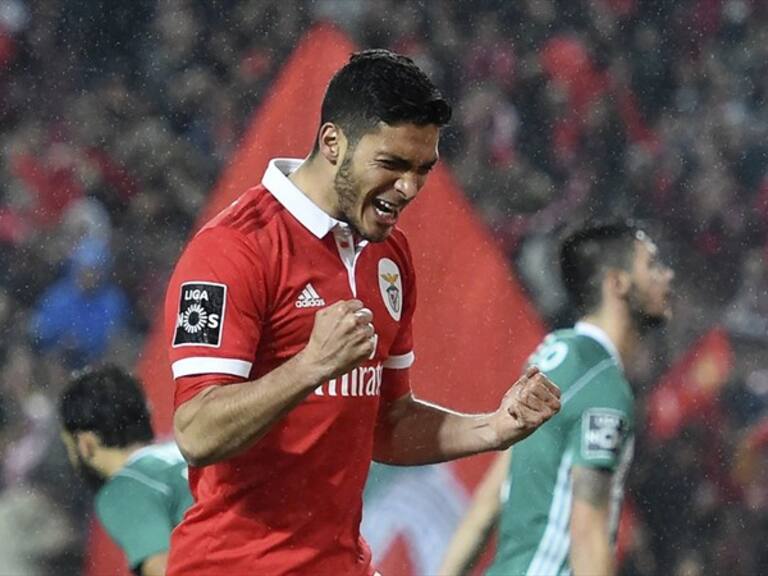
[86,23,545,576]
[646,327,733,442]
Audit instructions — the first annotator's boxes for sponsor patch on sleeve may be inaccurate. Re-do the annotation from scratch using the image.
[173,282,226,348]
[581,408,626,460]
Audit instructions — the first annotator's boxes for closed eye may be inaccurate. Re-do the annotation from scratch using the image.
[377,158,408,171]
[376,156,437,177]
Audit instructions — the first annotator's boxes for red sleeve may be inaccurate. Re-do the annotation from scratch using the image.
[381,234,417,399]
[380,368,411,403]
[165,227,268,407]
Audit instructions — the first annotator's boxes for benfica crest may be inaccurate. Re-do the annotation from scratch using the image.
[378,258,403,321]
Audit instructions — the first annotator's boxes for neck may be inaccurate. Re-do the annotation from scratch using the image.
[288,155,339,218]
[103,442,150,477]
[581,303,636,368]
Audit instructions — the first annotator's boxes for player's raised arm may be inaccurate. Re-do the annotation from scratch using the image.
[174,301,374,466]
[373,366,560,465]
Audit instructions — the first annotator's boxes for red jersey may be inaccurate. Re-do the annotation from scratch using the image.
[164,159,415,575]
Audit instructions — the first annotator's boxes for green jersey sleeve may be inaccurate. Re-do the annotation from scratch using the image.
[95,473,174,569]
[566,371,633,471]
[529,332,633,472]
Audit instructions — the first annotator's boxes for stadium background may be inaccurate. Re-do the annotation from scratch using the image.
[0,0,767,574]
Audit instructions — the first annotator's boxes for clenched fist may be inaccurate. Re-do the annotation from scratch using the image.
[490,366,561,450]
[300,299,375,383]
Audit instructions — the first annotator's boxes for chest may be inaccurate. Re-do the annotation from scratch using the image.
[262,229,408,364]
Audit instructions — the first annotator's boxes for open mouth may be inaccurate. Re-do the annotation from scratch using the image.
[372,198,398,216]
[372,198,400,221]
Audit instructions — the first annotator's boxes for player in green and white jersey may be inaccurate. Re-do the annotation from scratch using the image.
[59,365,193,576]
[440,220,674,576]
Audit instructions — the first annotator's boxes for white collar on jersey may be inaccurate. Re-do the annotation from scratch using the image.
[262,157,349,239]
[123,442,183,467]
[574,321,624,371]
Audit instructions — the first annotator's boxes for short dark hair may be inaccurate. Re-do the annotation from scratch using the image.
[559,220,642,314]
[59,365,154,447]
[315,49,451,150]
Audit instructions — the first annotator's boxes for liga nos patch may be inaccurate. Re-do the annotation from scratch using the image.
[173,282,226,347]
[582,408,626,460]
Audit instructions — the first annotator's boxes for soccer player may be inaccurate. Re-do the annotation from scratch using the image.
[59,365,193,576]
[163,49,561,575]
[439,221,674,576]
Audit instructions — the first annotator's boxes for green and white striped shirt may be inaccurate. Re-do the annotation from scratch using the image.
[488,323,635,576]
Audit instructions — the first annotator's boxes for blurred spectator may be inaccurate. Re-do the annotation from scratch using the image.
[725,249,768,341]
[29,236,129,369]
[0,389,79,575]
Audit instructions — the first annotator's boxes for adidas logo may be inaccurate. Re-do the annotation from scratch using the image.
[295,283,326,308]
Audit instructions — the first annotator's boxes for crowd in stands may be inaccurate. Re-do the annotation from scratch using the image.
[0,0,766,573]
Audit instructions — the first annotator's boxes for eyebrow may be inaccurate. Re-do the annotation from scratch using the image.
[377,154,438,172]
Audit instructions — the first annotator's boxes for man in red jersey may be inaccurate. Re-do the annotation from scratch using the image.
[164,49,561,576]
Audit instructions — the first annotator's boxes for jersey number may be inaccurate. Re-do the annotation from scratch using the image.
[529,340,568,372]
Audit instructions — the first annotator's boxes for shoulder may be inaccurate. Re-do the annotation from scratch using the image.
[560,354,632,423]
[379,228,416,276]
[172,191,277,285]
[386,227,411,251]
[200,185,284,238]
[96,468,168,524]
[186,185,285,256]
[532,331,626,403]
[100,453,178,505]
[529,330,590,380]
[129,443,186,469]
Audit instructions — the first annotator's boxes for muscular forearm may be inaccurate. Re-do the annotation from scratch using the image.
[374,395,499,465]
[373,367,559,465]
[174,351,324,466]
[175,301,375,466]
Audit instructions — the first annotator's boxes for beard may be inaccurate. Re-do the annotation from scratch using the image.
[74,452,107,493]
[627,284,668,333]
[333,152,376,241]
[334,154,359,224]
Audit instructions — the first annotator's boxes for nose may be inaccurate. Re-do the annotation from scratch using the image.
[394,172,421,200]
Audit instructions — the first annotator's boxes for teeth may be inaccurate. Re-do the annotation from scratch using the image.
[375,199,398,213]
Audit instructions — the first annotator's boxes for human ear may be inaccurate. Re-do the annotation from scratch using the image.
[76,431,101,462]
[318,123,345,165]
[607,269,631,299]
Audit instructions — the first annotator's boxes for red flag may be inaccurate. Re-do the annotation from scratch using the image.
[646,327,733,442]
